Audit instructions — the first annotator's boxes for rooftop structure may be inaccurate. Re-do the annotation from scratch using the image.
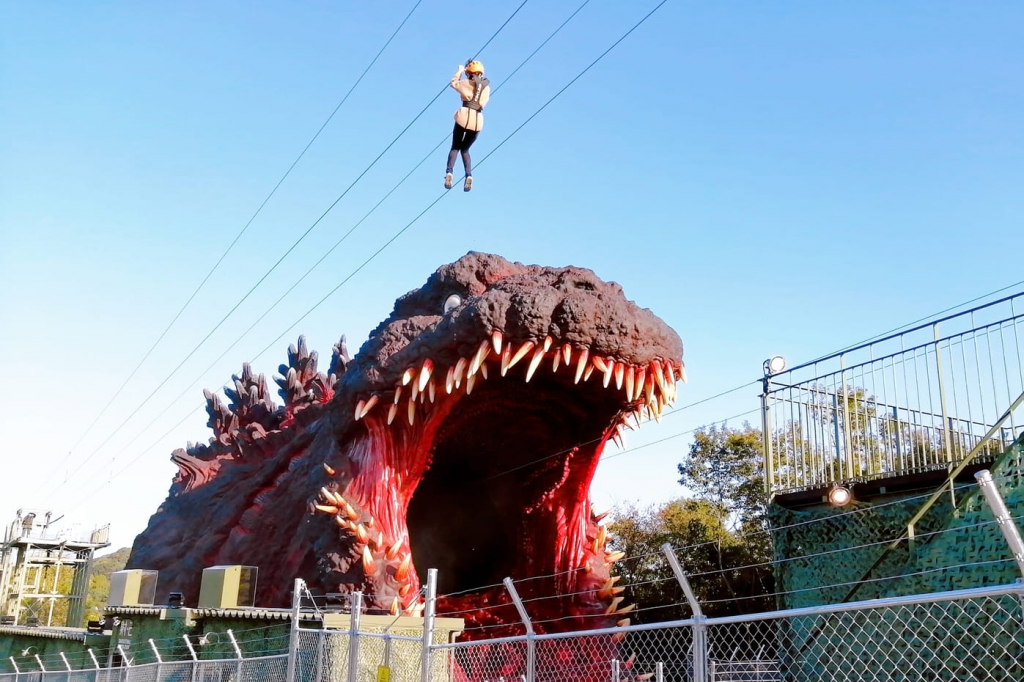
[0,510,110,628]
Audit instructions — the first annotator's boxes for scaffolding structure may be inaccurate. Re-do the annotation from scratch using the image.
[0,509,110,628]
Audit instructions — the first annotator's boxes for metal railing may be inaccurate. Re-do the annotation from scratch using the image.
[431,583,1024,682]
[2,478,1022,682]
[761,293,1024,496]
[2,582,1021,682]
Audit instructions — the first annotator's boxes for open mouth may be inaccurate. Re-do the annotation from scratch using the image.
[313,331,684,634]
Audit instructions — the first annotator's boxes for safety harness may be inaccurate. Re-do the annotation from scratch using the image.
[462,76,489,112]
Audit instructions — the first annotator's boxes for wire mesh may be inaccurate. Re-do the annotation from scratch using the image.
[2,582,1021,682]
[705,591,1024,681]
[538,626,694,682]
[436,639,528,682]
[358,633,424,682]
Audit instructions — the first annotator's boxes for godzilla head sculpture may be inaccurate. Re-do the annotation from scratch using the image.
[130,252,684,640]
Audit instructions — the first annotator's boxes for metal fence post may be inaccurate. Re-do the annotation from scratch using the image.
[975,470,1024,578]
[89,648,101,670]
[934,324,954,465]
[149,637,163,682]
[182,635,198,682]
[610,659,619,682]
[34,654,45,674]
[286,578,305,682]
[502,578,535,682]
[663,544,706,682]
[9,656,18,677]
[420,568,438,682]
[227,629,243,681]
[347,592,363,682]
[761,374,776,496]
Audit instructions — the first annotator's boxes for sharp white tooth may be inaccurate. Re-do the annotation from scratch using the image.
[410,378,420,402]
[401,367,414,386]
[614,362,625,390]
[407,398,416,425]
[492,330,503,355]
[632,410,642,429]
[419,359,434,392]
[466,372,476,395]
[354,400,365,421]
[625,365,635,399]
[574,348,590,384]
[525,345,545,382]
[356,395,379,420]
[652,360,668,398]
[602,359,614,388]
[393,385,403,405]
[604,597,624,614]
[543,335,553,352]
[666,363,676,385]
[445,367,455,394]
[592,356,608,373]
[584,362,595,381]
[552,351,560,372]
[508,341,535,371]
[634,368,646,402]
[679,362,688,384]
[387,403,398,425]
[428,380,436,403]
[644,373,654,404]
[479,361,488,380]
[562,344,572,365]
[454,357,467,388]
[652,403,661,422]
[469,339,489,377]
[501,345,512,375]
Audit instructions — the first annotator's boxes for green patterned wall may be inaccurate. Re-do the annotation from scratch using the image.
[767,436,1024,681]
[770,437,1024,606]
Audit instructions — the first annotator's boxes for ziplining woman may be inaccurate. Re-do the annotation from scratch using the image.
[445,60,490,192]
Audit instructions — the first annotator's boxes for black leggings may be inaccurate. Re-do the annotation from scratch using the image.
[447,123,479,176]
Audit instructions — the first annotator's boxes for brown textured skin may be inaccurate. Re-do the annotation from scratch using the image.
[128,252,683,616]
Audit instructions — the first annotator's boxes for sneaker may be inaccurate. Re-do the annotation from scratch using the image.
[444,173,453,189]
[464,176,473,192]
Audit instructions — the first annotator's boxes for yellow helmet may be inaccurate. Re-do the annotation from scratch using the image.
[466,60,485,75]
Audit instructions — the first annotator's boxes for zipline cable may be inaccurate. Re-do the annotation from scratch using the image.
[37,0,426,494]
[56,0,669,510]
[42,0,532,501]
[106,0,598,444]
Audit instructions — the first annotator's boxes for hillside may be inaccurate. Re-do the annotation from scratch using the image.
[84,547,131,618]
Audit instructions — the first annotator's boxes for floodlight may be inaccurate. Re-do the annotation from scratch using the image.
[827,484,852,507]
[767,356,786,374]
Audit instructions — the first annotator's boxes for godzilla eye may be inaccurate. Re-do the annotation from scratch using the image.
[443,294,462,314]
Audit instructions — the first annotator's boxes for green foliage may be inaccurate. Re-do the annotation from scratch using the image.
[85,547,131,619]
[607,423,774,620]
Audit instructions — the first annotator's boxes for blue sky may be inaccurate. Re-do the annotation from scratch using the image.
[1,1,1022,551]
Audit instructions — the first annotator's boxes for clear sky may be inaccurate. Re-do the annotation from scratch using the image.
[1,1,1022,552]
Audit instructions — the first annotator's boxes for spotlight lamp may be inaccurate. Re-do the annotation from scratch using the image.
[764,355,787,376]
[827,483,853,507]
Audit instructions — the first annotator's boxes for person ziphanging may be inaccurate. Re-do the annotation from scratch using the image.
[445,60,490,192]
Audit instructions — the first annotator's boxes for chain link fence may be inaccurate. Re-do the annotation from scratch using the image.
[1,582,1021,682]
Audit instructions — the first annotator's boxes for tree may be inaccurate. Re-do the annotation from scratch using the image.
[678,424,767,536]
[606,423,774,621]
